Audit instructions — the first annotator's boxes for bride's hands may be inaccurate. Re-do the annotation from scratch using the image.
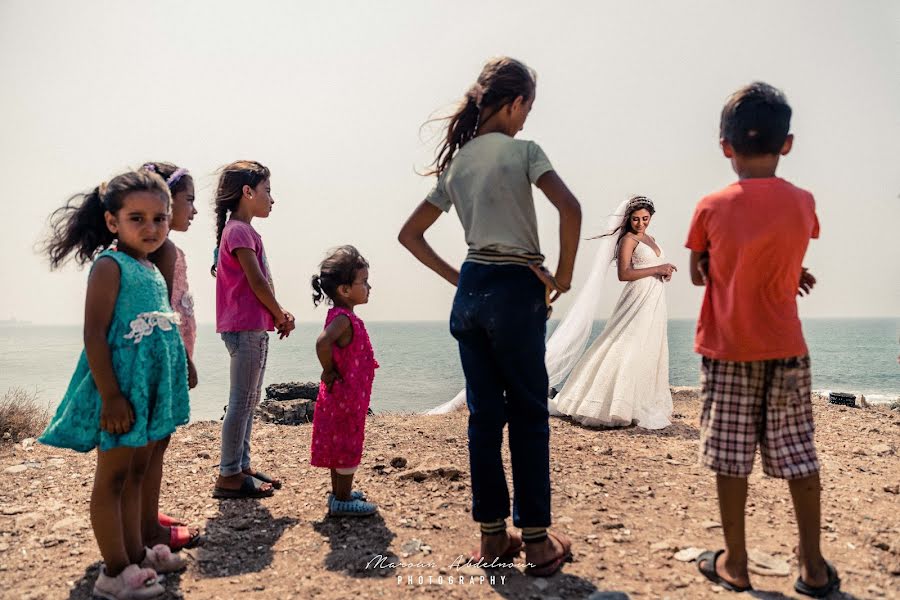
[655,263,677,281]
[528,263,570,304]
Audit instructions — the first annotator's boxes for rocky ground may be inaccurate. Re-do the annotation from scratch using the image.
[0,389,897,600]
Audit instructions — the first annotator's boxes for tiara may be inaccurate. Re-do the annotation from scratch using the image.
[627,196,654,211]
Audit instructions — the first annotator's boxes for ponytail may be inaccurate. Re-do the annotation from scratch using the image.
[311,275,325,307]
[43,170,169,269]
[427,57,536,178]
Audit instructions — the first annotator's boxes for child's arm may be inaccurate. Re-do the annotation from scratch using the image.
[84,258,135,434]
[151,239,198,388]
[533,171,582,299]
[618,235,677,281]
[398,201,460,286]
[315,314,352,390]
[689,250,709,286]
[234,248,290,334]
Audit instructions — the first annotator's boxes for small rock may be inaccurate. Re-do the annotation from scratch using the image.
[602,522,625,530]
[0,543,8,552]
[872,540,890,551]
[390,457,407,469]
[532,578,549,591]
[883,484,899,495]
[0,506,26,516]
[197,451,211,459]
[701,520,722,529]
[3,465,27,474]
[20,438,35,449]
[2,432,10,440]
[872,444,893,456]
[400,539,422,557]
[867,584,885,597]
[650,540,678,553]
[52,517,87,532]
[674,547,704,562]
[748,549,790,577]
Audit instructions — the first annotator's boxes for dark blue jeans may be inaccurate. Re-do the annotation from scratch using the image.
[450,262,551,528]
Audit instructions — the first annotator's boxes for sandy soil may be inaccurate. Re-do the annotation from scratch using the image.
[0,389,897,600]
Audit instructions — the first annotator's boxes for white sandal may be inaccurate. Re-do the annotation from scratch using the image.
[140,544,188,573]
[93,564,164,600]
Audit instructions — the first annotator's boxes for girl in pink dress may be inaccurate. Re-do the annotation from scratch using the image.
[145,162,204,551]
[311,246,379,517]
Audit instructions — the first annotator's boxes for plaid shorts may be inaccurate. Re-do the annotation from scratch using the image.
[699,355,819,480]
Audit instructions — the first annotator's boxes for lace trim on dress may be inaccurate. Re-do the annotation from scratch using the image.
[179,291,194,317]
[123,311,182,344]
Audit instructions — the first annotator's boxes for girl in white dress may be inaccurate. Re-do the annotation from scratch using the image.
[552,196,676,429]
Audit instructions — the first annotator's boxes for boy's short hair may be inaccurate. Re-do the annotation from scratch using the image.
[720,82,792,156]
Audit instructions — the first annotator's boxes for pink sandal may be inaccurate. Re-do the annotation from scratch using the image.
[93,564,164,600]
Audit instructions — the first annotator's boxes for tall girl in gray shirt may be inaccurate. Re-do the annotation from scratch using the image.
[399,56,582,577]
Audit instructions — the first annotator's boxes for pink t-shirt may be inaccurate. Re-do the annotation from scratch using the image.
[215,220,275,333]
[685,177,819,361]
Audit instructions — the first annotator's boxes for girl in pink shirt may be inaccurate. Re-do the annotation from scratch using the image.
[210,160,295,499]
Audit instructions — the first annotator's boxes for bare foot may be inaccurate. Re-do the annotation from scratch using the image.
[215,473,272,492]
[477,530,522,561]
[524,530,571,570]
[799,558,829,589]
[710,551,751,590]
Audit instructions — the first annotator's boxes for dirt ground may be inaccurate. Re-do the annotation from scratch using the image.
[0,389,897,600]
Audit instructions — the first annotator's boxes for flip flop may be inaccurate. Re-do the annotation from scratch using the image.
[213,475,275,499]
[697,549,752,593]
[245,470,282,489]
[157,512,185,527]
[525,531,573,578]
[469,530,524,564]
[794,561,840,598]
[169,524,206,551]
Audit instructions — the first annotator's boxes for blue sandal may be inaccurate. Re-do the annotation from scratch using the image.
[328,496,377,517]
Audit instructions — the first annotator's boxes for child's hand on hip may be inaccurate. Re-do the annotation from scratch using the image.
[321,368,342,391]
[797,268,816,296]
[100,394,135,435]
[528,263,570,304]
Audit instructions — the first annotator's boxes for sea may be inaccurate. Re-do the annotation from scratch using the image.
[1,319,897,422]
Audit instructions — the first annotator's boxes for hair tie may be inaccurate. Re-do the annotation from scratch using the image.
[212,247,219,265]
[467,82,485,109]
[142,163,157,173]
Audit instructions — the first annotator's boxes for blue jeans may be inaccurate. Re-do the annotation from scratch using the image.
[219,330,269,477]
[450,262,551,528]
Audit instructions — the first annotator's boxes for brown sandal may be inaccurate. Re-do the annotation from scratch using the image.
[525,531,573,577]
[469,530,524,564]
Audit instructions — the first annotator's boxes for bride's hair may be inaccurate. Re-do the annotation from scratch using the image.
[589,196,655,258]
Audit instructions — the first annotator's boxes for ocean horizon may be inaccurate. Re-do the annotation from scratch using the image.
[1,318,897,422]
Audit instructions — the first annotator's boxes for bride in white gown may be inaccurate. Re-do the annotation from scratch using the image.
[552,196,675,429]
[428,196,675,430]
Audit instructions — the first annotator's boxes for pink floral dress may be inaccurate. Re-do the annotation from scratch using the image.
[310,307,379,469]
[171,245,196,358]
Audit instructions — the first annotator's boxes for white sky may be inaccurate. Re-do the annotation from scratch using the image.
[1,0,898,324]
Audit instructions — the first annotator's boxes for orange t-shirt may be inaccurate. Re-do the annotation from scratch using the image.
[685,178,819,361]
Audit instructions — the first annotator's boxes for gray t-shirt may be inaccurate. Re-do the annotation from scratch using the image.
[426,133,553,263]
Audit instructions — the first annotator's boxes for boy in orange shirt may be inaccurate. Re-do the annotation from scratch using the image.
[686,82,839,597]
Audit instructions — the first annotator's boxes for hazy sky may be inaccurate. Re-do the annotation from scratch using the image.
[1,0,898,324]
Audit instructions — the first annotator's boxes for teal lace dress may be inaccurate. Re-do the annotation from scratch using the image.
[39,250,190,452]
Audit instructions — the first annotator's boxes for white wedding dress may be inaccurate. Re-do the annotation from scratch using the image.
[550,241,673,429]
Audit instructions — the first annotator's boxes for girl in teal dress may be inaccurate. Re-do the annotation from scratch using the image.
[40,169,190,600]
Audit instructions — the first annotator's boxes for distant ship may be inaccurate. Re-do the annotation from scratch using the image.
[0,317,31,326]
